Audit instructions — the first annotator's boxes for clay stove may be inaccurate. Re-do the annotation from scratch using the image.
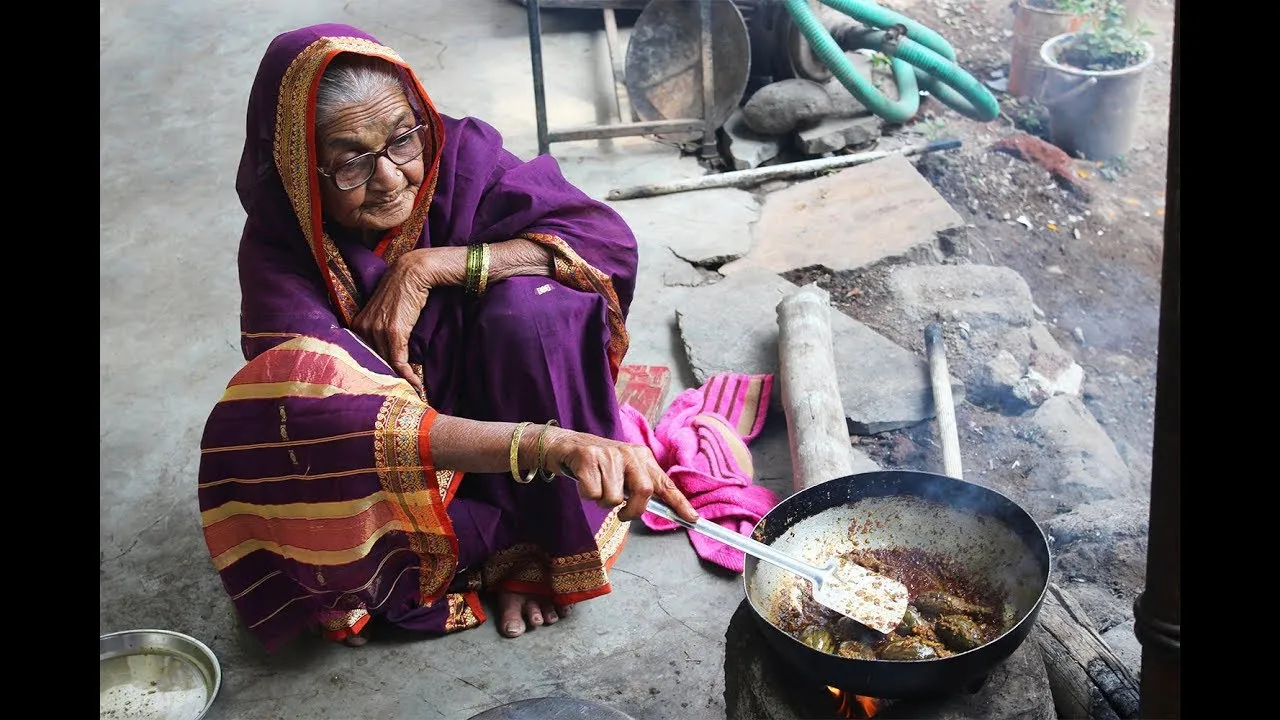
[723,600,1055,719]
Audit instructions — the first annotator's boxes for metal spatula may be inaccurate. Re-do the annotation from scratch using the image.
[644,499,910,634]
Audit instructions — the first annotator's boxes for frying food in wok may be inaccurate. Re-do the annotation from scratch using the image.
[773,547,1015,661]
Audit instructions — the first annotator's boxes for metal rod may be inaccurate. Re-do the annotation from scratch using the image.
[549,118,708,143]
[1135,0,1179,716]
[526,0,550,157]
[607,138,962,200]
[698,0,718,159]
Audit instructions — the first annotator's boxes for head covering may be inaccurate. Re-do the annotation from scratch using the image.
[235,24,445,329]
[233,23,637,380]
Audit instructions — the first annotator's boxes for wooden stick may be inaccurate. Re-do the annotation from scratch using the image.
[1034,583,1142,720]
[601,8,635,124]
[776,284,855,492]
[606,138,962,201]
[925,323,963,479]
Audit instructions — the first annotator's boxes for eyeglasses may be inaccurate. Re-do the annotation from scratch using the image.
[318,124,428,191]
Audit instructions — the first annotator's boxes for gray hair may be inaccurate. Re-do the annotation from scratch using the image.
[315,54,406,132]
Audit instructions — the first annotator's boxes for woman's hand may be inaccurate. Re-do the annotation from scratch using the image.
[352,247,463,397]
[541,429,699,524]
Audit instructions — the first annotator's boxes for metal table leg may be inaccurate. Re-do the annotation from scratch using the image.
[699,0,718,160]
[526,0,550,157]
[524,0,720,161]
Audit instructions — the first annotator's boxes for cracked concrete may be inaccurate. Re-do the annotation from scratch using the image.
[100,2,799,718]
[610,187,758,270]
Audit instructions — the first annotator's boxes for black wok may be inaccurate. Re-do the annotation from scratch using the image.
[743,469,1051,699]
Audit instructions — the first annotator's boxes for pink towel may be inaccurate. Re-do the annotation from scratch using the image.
[618,373,779,573]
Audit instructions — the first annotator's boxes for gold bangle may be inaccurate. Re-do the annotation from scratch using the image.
[510,421,532,483]
[535,420,559,482]
[476,243,492,296]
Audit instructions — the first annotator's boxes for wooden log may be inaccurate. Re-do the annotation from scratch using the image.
[924,322,964,479]
[601,8,636,124]
[1033,583,1142,720]
[775,284,855,492]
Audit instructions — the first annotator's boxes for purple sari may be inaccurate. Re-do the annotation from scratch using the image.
[199,24,639,652]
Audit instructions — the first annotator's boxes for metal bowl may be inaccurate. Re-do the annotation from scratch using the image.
[100,629,222,720]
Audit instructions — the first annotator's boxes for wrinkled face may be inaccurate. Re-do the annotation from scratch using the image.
[316,85,425,236]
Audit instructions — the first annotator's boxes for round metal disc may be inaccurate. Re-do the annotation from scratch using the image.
[464,696,636,720]
[624,0,751,141]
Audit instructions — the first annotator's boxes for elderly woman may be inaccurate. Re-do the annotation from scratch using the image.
[198,23,698,652]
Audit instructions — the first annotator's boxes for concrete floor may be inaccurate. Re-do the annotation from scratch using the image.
[100,1,798,718]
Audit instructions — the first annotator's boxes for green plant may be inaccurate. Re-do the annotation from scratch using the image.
[1025,0,1095,14]
[1003,97,1050,140]
[915,116,947,141]
[1098,155,1128,180]
[1053,0,1153,71]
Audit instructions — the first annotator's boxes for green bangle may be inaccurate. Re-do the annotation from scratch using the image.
[465,244,483,295]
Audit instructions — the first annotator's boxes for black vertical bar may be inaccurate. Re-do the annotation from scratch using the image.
[1134,0,1179,716]
[526,0,550,157]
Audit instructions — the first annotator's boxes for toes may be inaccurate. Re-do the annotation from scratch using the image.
[498,592,527,638]
[523,598,544,628]
[344,634,368,647]
[557,604,574,618]
[540,599,559,625]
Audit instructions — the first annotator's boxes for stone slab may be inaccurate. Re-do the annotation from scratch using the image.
[1024,396,1139,520]
[720,155,964,276]
[889,263,1037,330]
[610,186,758,269]
[722,108,781,171]
[676,269,964,434]
[794,116,882,155]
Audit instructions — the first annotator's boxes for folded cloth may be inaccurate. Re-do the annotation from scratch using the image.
[618,373,778,573]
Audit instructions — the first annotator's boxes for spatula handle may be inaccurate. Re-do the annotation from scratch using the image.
[645,498,822,582]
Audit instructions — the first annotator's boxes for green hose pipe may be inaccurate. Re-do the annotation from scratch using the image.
[890,35,999,121]
[782,0,1000,123]
[818,0,956,61]
[910,66,992,122]
[783,0,920,123]
[837,28,1001,123]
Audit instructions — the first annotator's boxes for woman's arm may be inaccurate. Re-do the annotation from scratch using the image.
[351,239,553,396]
[405,239,554,288]
[429,414,700,523]
[429,414,549,475]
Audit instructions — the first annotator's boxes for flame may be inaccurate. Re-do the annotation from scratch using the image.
[826,687,884,718]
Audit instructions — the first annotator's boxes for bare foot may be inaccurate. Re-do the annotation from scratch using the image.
[497,591,574,638]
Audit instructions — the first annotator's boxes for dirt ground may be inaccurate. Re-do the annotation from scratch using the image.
[779,0,1174,506]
